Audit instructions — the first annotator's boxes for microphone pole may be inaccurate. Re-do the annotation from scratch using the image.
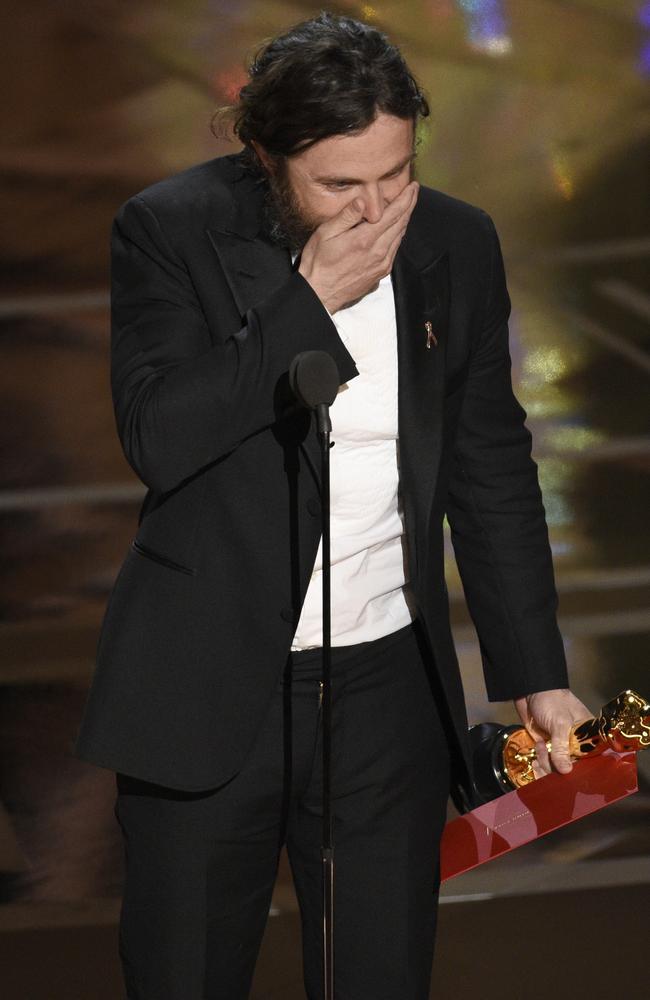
[319,395,334,1000]
[289,350,340,1000]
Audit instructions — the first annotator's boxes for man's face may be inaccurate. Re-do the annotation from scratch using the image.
[256,112,416,253]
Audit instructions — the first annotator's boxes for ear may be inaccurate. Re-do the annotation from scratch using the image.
[250,140,274,174]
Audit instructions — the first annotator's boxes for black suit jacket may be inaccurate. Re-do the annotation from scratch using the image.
[73,150,569,812]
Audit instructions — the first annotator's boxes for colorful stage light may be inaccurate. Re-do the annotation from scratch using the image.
[457,0,512,56]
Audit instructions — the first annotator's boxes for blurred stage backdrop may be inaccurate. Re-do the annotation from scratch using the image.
[0,2,648,998]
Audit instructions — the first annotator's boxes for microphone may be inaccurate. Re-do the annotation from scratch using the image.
[289,350,340,435]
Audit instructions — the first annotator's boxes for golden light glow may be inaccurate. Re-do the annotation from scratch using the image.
[549,149,575,200]
[543,426,606,452]
[469,35,512,56]
[522,345,567,384]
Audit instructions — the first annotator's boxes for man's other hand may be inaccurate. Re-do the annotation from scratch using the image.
[513,688,593,778]
[298,180,419,315]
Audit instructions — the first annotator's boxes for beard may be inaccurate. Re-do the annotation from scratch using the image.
[260,160,319,255]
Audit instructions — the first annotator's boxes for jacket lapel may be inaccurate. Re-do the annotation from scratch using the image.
[206,163,323,487]
[392,234,450,584]
[206,163,294,319]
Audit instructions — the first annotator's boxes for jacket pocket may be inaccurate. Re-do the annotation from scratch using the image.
[130,539,197,576]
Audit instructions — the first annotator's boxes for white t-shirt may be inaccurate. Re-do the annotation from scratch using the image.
[291,261,417,649]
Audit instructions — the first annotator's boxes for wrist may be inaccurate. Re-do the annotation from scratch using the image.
[298,265,336,314]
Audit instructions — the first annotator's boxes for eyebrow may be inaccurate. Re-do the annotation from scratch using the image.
[313,151,416,185]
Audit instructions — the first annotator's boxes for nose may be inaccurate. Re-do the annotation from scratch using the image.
[360,183,384,223]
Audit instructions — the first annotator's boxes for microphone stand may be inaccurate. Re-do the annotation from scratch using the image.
[288,349,340,1000]
[316,400,335,1000]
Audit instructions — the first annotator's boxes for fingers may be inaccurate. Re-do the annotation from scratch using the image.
[367,181,419,236]
[320,180,419,240]
[357,188,417,267]
[533,739,552,777]
[374,179,419,226]
[533,732,572,778]
[318,197,367,239]
[515,689,596,782]
[382,220,409,272]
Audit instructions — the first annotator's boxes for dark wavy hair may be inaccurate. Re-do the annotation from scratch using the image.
[211,11,429,174]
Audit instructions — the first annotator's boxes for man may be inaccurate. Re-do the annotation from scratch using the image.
[73,12,590,1000]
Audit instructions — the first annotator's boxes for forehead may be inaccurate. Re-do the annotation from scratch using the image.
[292,113,415,181]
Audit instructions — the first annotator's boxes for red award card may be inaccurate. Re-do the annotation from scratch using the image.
[440,750,638,882]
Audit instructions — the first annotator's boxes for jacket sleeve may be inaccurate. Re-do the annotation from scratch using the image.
[110,194,358,494]
[445,210,569,702]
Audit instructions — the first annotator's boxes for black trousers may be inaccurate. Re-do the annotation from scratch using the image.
[114,618,451,999]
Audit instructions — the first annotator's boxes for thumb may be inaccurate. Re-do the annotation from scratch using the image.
[549,728,573,774]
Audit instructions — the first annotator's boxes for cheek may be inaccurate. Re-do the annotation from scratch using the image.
[383,175,410,204]
[286,174,329,221]
[305,190,350,222]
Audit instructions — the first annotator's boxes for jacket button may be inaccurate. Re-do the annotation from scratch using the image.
[307,496,321,517]
[280,606,297,623]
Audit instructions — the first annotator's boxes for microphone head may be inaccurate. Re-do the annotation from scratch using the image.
[289,351,340,410]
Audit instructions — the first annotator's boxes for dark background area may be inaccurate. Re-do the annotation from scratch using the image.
[1,2,648,996]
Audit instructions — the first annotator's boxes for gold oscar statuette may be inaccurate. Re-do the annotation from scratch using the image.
[500,689,650,790]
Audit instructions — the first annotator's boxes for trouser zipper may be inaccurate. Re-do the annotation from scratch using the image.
[318,680,323,709]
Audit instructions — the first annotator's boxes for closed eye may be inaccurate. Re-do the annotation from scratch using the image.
[321,160,411,191]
